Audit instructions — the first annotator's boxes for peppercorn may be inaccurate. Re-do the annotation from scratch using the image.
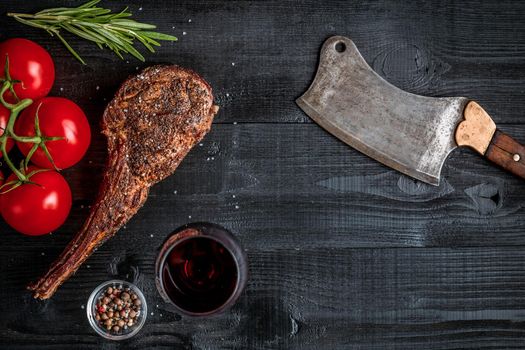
[97,304,106,313]
[93,284,142,335]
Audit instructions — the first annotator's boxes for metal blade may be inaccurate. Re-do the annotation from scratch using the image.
[297,36,468,185]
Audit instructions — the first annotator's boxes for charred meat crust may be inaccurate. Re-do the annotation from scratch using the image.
[28,65,219,299]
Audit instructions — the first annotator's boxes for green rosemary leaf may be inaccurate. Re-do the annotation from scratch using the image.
[135,35,156,53]
[36,7,70,15]
[73,24,108,43]
[113,49,124,60]
[141,31,178,41]
[120,41,145,62]
[142,36,161,47]
[101,11,133,21]
[76,9,113,19]
[10,16,50,31]
[63,23,104,44]
[111,19,157,30]
[78,0,101,10]
[55,32,86,65]
[48,8,112,17]
[88,25,129,47]
[6,0,178,64]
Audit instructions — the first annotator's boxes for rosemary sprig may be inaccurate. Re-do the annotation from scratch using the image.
[6,0,178,65]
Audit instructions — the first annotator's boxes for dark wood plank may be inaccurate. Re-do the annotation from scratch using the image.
[0,0,524,124]
[1,122,525,349]
[1,0,525,349]
[4,123,523,248]
[2,246,525,349]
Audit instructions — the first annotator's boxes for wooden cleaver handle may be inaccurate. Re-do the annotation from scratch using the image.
[485,130,525,179]
[456,101,525,180]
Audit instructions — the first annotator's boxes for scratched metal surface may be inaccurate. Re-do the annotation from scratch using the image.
[297,36,468,185]
[1,1,525,349]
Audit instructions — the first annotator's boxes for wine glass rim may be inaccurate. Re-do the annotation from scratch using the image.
[155,223,247,317]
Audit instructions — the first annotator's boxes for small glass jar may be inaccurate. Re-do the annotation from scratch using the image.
[86,280,147,340]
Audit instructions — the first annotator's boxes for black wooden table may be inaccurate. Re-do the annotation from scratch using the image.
[1,1,525,349]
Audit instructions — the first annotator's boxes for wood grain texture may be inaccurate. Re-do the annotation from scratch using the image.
[1,0,525,349]
[1,0,525,124]
[49,123,525,249]
[3,246,525,349]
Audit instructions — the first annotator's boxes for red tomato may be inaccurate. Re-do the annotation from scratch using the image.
[0,104,14,157]
[16,97,91,169]
[0,170,4,186]
[0,167,72,236]
[0,38,55,102]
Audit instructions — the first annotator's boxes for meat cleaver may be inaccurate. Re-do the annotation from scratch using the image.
[297,36,525,185]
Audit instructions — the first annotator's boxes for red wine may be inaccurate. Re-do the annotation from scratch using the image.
[162,237,238,313]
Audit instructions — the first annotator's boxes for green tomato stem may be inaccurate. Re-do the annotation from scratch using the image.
[0,81,35,182]
[5,99,38,143]
[0,82,15,109]
[0,132,25,181]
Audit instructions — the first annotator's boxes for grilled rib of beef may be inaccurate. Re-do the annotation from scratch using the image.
[28,65,219,299]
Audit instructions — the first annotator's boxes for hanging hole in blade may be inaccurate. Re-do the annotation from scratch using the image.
[335,42,346,53]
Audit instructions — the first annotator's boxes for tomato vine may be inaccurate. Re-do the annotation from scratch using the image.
[0,55,60,193]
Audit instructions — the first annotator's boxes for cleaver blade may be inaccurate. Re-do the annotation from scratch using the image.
[297,36,468,186]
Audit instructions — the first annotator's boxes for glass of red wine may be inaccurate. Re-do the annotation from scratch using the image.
[155,223,248,316]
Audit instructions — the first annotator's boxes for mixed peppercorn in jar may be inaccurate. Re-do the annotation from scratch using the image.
[87,280,147,340]
[95,285,142,332]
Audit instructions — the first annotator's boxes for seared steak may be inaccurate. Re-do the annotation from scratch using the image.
[28,65,219,299]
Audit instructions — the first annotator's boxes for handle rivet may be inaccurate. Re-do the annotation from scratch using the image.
[513,154,521,162]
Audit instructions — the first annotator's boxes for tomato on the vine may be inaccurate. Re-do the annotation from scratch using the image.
[0,167,72,236]
[0,38,55,102]
[16,97,91,169]
[0,104,14,157]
